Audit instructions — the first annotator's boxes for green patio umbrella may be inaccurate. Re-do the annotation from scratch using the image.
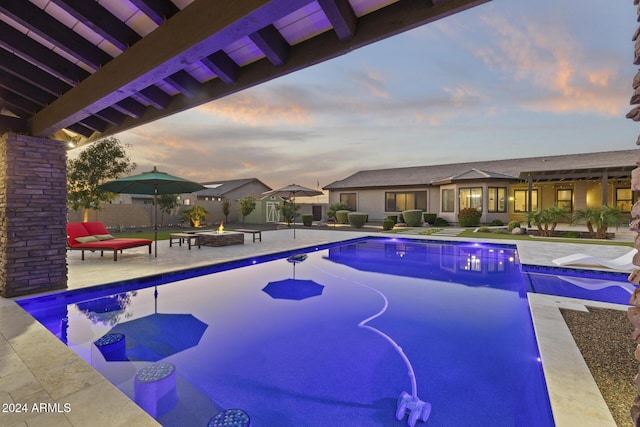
[98,167,206,256]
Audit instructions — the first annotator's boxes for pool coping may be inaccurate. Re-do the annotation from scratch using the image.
[1,231,634,426]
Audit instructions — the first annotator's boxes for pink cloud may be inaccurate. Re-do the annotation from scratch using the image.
[195,90,313,126]
[475,13,625,116]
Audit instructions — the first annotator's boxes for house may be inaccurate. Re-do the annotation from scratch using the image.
[188,178,272,224]
[324,150,636,225]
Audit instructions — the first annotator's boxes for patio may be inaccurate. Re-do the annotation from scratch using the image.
[0,228,634,426]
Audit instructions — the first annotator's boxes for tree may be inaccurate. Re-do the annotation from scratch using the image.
[180,205,208,228]
[222,199,231,223]
[525,205,569,237]
[67,137,136,222]
[573,206,624,239]
[238,196,257,224]
[280,200,299,227]
[156,194,179,227]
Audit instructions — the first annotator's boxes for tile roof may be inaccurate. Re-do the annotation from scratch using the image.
[324,149,637,189]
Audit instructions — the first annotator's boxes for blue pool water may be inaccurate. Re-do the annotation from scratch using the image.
[18,238,561,426]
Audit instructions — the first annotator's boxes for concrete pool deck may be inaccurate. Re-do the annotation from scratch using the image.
[1,228,635,426]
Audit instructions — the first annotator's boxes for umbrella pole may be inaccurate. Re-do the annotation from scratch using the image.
[293,192,296,239]
[154,189,158,257]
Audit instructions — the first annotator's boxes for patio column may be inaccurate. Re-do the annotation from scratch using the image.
[0,133,67,297]
[601,170,608,206]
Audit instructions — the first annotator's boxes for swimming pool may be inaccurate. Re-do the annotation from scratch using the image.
[19,238,555,426]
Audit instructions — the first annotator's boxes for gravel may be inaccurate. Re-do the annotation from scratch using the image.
[561,307,637,427]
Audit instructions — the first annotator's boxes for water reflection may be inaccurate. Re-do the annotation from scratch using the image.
[75,292,137,326]
[325,240,520,290]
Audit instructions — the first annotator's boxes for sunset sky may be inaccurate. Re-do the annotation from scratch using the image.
[71,0,639,196]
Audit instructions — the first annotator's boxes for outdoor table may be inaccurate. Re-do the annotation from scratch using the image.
[169,232,201,249]
[234,229,262,242]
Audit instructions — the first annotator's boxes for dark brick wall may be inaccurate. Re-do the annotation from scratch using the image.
[0,134,67,297]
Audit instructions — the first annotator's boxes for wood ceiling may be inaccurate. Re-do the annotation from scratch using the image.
[0,0,489,146]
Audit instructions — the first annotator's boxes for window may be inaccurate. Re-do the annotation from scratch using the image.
[459,187,482,210]
[441,189,455,212]
[385,191,427,211]
[488,187,507,213]
[183,198,191,206]
[616,188,634,212]
[513,190,538,212]
[340,193,356,210]
[556,189,573,211]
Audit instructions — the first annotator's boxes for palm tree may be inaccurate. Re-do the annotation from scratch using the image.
[525,206,569,237]
[573,206,624,239]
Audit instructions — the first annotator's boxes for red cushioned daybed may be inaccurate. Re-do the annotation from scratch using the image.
[67,222,152,261]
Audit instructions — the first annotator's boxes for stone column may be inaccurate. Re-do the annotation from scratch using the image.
[0,133,67,297]
[628,1,640,424]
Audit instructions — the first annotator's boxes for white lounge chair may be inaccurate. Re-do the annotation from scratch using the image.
[552,248,638,271]
[557,276,636,294]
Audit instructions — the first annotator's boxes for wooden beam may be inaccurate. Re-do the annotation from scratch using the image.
[318,0,357,41]
[201,50,239,84]
[0,0,111,70]
[137,86,171,110]
[94,108,126,126]
[50,0,141,51]
[112,99,146,119]
[0,49,72,97]
[130,0,180,26]
[249,25,290,66]
[79,116,108,133]
[29,0,312,137]
[87,0,490,141]
[0,21,88,85]
[66,123,95,138]
[0,70,55,106]
[164,71,201,98]
[0,89,40,115]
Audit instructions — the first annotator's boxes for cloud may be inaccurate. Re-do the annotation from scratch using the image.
[474,12,625,116]
[195,86,313,126]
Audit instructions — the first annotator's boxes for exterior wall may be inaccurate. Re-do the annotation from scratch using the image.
[1,134,67,297]
[67,204,184,229]
[328,177,631,226]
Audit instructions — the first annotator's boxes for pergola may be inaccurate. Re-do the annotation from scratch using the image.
[0,0,489,296]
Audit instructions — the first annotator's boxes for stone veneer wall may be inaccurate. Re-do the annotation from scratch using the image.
[629,1,640,424]
[0,133,67,297]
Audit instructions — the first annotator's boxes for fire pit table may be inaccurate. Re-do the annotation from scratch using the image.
[196,231,244,247]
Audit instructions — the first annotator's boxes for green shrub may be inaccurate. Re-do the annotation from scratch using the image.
[335,210,350,224]
[301,214,313,226]
[490,219,504,226]
[423,213,437,225]
[458,208,481,227]
[382,219,395,230]
[433,217,449,226]
[507,221,521,232]
[402,209,423,227]
[563,231,581,238]
[477,226,490,232]
[386,215,398,224]
[347,212,368,228]
[327,202,350,220]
